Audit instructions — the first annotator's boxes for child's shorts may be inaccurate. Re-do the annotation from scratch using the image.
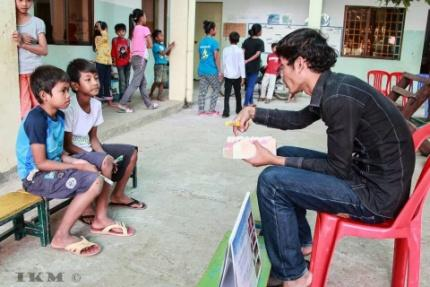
[154,64,168,84]
[73,144,137,182]
[22,169,100,199]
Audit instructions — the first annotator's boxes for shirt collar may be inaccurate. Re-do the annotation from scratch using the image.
[309,70,332,107]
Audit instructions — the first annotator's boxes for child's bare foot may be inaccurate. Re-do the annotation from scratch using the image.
[51,235,100,256]
[283,271,312,287]
[91,217,135,236]
[110,194,146,209]
[302,246,312,256]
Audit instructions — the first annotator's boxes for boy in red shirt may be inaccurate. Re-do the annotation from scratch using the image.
[260,43,281,103]
[111,23,131,102]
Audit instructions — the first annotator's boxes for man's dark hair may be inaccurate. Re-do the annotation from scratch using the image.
[203,20,215,34]
[276,28,337,73]
[114,23,127,33]
[30,65,70,104]
[152,29,162,40]
[67,58,98,84]
[271,42,278,49]
[229,31,240,44]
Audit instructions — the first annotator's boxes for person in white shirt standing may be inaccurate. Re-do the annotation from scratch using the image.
[222,32,246,118]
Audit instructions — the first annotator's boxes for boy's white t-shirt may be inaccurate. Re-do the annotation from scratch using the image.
[64,95,104,152]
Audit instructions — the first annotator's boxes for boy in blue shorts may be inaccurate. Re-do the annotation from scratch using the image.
[64,59,145,224]
[16,66,134,257]
[149,29,175,101]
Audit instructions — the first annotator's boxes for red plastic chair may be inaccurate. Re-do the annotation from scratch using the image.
[389,72,413,107]
[368,70,390,96]
[310,123,430,287]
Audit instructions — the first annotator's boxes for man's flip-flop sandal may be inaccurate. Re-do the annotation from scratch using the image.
[109,198,147,209]
[90,221,135,237]
[52,236,101,257]
[78,214,95,225]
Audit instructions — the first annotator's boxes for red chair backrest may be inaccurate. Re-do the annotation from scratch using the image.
[368,70,390,95]
[393,123,430,228]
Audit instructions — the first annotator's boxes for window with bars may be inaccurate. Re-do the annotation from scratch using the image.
[342,6,406,60]
[34,0,94,45]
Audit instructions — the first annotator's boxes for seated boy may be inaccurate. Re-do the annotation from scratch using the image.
[64,58,145,224]
[16,65,134,257]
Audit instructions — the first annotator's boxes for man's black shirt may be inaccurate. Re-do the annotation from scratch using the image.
[254,70,415,218]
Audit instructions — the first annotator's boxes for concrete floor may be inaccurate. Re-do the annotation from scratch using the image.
[0,91,429,287]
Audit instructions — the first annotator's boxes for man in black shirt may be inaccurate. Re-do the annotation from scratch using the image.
[233,28,415,287]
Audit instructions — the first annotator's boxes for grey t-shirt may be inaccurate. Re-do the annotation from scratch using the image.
[17,16,46,74]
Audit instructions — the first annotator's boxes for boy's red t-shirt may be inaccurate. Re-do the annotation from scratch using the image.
[111,37,130,67]
[265,52,281,75]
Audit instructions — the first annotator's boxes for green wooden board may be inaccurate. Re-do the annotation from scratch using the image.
[197,231,271,287]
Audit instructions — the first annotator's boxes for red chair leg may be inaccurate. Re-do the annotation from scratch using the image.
[391,238,408,287]
[406,228,422,287]
[310,214,340,287]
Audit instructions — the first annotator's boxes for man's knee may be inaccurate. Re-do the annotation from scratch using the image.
[276,146,298,157]
[257,166,279,199]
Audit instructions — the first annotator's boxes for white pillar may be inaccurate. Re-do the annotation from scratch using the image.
[308,0,323,29]
[0,1,20,172]
[168,0,195,103]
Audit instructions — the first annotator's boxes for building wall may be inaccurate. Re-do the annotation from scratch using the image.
[43,0,155,84]
[196,0,428,81]
[0,1,20,173]
[197,0,310,50]
[324,0,428,80]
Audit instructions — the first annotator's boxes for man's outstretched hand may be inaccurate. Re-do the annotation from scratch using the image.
[244,141,285,167]
[233,107,255,135]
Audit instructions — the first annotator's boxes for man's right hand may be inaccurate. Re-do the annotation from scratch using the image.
[233,107,256,136]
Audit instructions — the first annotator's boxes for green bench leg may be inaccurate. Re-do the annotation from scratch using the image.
[37,199,51,247]
[13,215,25,241]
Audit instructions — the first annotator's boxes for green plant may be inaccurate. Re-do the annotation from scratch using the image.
[380,0,430,8]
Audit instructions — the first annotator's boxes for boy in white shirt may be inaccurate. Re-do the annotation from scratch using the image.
[64,59,146,225]
[222,31,245,118]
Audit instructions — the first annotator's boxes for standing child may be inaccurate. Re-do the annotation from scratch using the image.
[111,23,131,102]
[260,43,281,103]
[93,21,113,101]
[197,20,222,116]
[222,31,245,118]
[242,24,264,107]
[149,29,175,101]
[118,8,158,112]
[64,59,145,220]
[16,65,134,257]
[12,0,48,119]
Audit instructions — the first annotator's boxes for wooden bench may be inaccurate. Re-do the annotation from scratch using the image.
[0,190,50,246]
[0,167,138,247]
[197,231,271,287]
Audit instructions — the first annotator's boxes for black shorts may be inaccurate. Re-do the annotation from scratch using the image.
[73,144,137,182]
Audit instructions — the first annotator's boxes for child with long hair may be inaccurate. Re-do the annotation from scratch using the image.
[93,21,113,101]
[197,20,222,116]
[117,9,158,112]
[242,24,264,106]
[12,0,48,119]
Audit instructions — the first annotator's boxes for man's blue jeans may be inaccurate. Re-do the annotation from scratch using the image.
[257,146,386,281]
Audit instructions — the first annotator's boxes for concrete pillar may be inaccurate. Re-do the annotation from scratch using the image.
[0,1,20,173]
[168,0,195,103]
[308,0,323,29]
